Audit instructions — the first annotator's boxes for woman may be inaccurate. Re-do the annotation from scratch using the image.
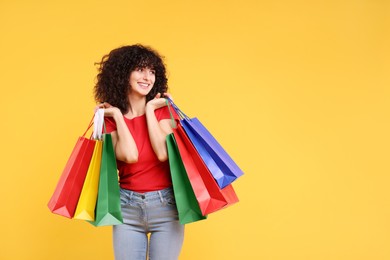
[94,44,184,260]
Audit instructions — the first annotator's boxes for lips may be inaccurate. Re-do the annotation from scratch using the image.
[138,82,150,89]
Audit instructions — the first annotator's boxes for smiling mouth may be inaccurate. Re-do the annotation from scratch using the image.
[138,82,150,88]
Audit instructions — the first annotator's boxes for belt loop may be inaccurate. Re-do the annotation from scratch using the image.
[158,190,164,203]
[129,191,133,200]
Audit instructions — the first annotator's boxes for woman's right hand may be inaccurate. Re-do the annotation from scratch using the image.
[95,102,121,118]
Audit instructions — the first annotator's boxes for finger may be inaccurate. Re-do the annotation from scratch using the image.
[163,93,173,101]
[95,103,104,112]
[102,102,113,108]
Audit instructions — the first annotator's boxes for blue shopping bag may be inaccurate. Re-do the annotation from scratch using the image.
[167,98,244,188]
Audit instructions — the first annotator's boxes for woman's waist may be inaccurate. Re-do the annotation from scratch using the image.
[119,186,174,201]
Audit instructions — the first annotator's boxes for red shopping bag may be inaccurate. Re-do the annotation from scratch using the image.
[48,120,96,218]
[173,124,239,216]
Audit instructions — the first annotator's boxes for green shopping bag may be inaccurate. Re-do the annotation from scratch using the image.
[166,133,206,224]
[89,133,123,226]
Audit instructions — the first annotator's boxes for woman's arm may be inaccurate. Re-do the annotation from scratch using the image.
[100,104,139,163]
[145,94,174,162]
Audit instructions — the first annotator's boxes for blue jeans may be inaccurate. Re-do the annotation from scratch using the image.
[113,187,185,260]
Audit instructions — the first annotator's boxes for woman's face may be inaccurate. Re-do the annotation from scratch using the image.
[129,67,156,97]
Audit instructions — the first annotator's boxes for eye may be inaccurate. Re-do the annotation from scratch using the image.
[150,70,156,75]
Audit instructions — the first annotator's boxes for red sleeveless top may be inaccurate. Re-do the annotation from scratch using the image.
[105,106,176,193]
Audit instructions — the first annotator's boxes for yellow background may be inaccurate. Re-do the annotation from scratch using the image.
[1,0,389,259]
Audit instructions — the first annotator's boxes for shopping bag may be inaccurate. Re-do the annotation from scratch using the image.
[73,140,103,221]
[174,124,238,215]
[48,119,95,218]
[167,98,244,188]
[74,109,105,221]
[167,133,206,224]
[89,132,123,226]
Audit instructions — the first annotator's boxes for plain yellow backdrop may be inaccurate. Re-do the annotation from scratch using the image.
[1,0,389,259]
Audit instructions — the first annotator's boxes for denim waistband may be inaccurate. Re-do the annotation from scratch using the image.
[121,187,174,201]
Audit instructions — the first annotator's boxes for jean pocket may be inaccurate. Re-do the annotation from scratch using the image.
[119,189,129,205]
[164,194,177,206]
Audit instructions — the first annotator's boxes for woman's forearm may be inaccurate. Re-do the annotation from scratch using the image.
[145,105,172,162]
[111,110,139,163]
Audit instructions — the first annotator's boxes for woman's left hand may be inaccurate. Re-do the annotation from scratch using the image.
[146,93,173,110]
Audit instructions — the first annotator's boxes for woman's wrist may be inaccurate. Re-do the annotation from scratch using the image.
[112,107,123,121]
[146,102,156,113]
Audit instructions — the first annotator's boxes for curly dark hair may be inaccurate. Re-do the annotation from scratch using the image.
[94,44,168,114]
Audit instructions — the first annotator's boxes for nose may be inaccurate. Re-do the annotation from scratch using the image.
[142,69,151,81]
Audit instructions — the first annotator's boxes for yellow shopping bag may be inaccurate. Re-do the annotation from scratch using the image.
[73,140,103,221]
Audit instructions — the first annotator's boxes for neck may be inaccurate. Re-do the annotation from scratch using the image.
[126,94,146,117]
